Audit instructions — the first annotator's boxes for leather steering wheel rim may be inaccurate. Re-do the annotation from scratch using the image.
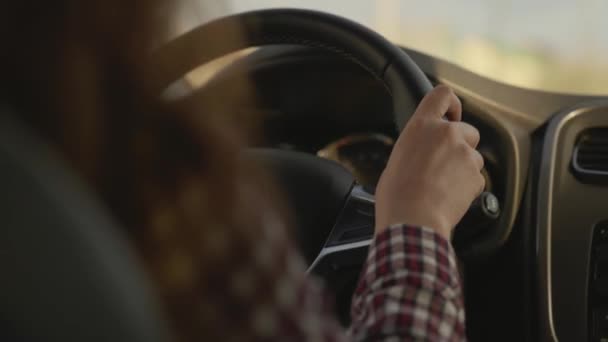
[149,8,434,131]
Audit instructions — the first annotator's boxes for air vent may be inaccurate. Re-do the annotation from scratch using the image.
[572,128,608,183]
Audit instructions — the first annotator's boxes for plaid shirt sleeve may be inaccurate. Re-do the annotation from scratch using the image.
[191,216,465,341]
[348,224,466,341]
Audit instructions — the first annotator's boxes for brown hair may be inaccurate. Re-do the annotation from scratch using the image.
[1,1,273,340]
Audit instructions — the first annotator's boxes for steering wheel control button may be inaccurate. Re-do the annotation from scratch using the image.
[478,192,500,219]
[452,191,501,249]
[481,192,500,218]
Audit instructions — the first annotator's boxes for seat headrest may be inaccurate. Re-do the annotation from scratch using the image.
[0,111,170,341]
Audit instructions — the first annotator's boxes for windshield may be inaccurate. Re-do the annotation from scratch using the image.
[177,0,608,95]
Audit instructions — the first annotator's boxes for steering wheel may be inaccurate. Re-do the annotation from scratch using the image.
[149,9,501,266]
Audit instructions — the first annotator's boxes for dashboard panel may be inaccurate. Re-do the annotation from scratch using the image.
[537,101,608,341]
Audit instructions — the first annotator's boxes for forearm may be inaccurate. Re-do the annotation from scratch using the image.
[349,224,466,341]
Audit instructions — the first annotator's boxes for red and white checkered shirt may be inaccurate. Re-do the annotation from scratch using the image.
[203,222,466,341]
[348,224,466,341]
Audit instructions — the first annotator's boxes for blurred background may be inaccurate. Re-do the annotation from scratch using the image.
[174,0,608,95]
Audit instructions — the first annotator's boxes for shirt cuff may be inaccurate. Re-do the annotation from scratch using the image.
[355,224,461,302]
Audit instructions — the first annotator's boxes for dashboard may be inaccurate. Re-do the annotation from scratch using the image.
[191,45,608,341]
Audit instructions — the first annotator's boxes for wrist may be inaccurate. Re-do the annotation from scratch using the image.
[373,223,453,247]
[375,217,451,240]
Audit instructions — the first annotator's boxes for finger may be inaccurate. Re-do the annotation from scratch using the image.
[415,85,462,122]
[476,173,487,196]
[471,149,485,171]
[453,121,481,148]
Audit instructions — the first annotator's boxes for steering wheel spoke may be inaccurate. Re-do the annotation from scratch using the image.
[324,185,375,247]
[308,185,375,273]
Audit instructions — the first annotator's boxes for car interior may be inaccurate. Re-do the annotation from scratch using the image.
[2,5,608,342]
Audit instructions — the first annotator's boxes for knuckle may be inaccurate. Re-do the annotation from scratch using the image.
[477,151,485,169]
[452,93,463,109]
[470,125,481,141]
[473,125,481,137]
[470,150,484,169]
[456,141,470,155]
[434,84,453,98]
[478,174,487,192]
[442,123,460,142]
[465,149,478,166]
